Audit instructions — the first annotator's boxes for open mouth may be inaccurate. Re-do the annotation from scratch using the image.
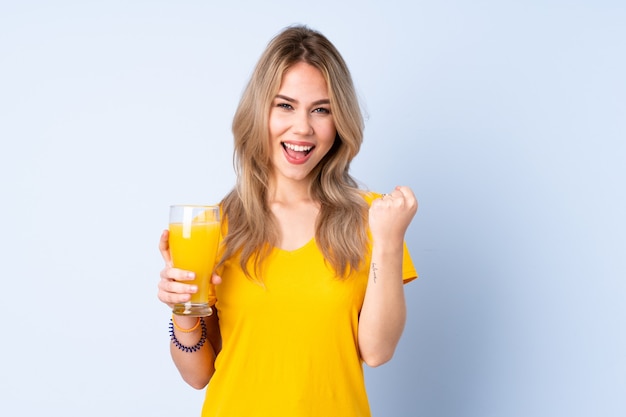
[282,142,314,160]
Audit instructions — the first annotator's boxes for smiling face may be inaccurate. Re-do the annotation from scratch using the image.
[268,61,337,188]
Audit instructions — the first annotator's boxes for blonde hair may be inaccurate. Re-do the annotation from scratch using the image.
[220,25,368,279]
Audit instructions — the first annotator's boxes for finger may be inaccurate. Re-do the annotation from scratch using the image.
[395,186,418,211]
[158,276,198,295]
[157,287,192,306]
[394,185,412,197]
[211,273,223,285]
[372,192,394,210]
[382,188,403,201]
[159,229,172,266]
[157,280,197,307]
[157,275,198,307]
[160,267,195,282]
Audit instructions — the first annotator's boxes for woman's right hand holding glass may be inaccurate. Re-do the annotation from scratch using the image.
[157,229,222,310]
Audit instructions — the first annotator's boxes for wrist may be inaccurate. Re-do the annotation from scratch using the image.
[172,314,200,332]
[371,241,404,258]
[171,315,201,332]
[169,318,207,353]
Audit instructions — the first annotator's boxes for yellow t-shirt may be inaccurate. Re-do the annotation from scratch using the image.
[203,193,417,417]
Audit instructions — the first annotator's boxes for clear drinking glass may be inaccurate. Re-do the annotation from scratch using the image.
[168,205,220,317]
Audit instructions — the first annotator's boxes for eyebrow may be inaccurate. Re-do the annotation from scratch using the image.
[275,94,330,106]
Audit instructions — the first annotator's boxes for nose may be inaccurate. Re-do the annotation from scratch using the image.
[292,111,314,136]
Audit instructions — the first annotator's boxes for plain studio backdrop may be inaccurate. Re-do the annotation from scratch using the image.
[1,1,624,416]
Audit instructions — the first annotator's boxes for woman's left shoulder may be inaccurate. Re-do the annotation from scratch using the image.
[359,190,382,206]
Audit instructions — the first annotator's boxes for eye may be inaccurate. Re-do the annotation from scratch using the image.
[312,107,330,114]
[276,102,293,110]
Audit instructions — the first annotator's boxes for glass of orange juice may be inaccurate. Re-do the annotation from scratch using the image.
[169,204,221,317]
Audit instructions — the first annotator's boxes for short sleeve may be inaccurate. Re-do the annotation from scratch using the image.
[402,241,418,284]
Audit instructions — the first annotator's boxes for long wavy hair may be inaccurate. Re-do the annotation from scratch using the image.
[219,25,368,279]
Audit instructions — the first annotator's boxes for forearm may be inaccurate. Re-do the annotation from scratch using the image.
[358,243,407,367]
[170,315,220,389]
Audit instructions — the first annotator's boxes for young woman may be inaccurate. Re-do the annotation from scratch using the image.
[158,25,418,416]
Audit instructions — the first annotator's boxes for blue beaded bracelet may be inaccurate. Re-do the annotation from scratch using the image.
[169,317,207,353]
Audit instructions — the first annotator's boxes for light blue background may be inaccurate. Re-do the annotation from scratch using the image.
[1,1,624,416]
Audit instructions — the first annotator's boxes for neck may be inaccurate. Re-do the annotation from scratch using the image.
[268,177,314,204]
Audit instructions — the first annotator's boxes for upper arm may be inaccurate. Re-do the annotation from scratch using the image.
[206,308,222,356]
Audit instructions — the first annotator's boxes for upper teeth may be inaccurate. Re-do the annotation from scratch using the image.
[284,143,313,152]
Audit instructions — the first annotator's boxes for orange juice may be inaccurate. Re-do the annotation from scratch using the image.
[169,220,221,304]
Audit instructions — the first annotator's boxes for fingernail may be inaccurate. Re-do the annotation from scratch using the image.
[187,272,195,279]
[190,286,198,293]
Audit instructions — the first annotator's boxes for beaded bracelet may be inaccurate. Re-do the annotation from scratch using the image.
[169,317,207,353]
